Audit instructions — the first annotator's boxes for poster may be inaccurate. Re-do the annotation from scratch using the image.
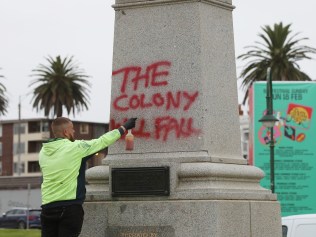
[253,82,316,217]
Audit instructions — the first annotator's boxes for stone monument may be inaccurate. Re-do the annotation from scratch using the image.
[80,0,282,236]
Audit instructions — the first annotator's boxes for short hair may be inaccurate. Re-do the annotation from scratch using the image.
[51,117,72,137]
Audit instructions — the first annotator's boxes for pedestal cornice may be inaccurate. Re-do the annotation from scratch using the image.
[113,0,234,11]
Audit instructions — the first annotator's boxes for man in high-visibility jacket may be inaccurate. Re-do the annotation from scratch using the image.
[39,117,137,237]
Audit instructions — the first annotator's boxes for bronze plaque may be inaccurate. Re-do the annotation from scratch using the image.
[111,167,170,197]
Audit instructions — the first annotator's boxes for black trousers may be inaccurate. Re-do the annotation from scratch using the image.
[41,204,84,237]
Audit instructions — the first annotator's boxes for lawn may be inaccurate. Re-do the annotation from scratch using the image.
[0,229,41,237]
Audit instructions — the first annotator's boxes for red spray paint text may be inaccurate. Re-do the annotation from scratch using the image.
[113,91,198,112]
[111,60,200,141]
[111,117,200,142]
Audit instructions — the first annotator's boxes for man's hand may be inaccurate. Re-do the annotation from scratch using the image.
[123,118,137,130]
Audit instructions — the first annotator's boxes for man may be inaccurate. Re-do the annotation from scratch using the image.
[39,117,137,237]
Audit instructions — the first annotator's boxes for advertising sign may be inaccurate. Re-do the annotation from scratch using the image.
[253,82,316,217]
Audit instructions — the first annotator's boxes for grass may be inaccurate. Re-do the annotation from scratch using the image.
[0,229,41,237]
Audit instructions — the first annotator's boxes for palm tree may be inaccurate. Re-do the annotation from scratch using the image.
[0,68,8,115]
[238,22,316,104]
[29,56,91,117]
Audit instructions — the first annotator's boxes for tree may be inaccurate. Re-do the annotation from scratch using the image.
[238,22,316,104]
[29,56,91,117]
[0,68,8,115]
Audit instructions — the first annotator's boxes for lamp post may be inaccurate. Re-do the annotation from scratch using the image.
[259,67,278,193]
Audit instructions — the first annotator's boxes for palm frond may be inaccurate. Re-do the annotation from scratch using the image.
[238,22,316,104]
[29,55,91,117]
[0,68,8,115]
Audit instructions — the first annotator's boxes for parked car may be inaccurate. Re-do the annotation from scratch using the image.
[282,214,316,237]
[0,207,41,229]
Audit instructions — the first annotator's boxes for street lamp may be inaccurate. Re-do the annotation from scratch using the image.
[259,67,278,193]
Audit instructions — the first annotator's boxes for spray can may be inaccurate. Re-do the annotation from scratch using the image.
[125,130,134,151]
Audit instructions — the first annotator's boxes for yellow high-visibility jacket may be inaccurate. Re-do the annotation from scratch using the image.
[39,129,121,208]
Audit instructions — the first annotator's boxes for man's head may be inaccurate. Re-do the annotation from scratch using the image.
[51,117,75,142]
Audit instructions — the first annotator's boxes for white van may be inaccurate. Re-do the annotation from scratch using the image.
[282,214,316,237]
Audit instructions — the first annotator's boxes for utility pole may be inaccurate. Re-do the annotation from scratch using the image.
[17,96,21,176]
[26,183,31,229]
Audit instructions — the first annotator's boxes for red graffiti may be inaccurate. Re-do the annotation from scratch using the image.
[113,91,198,112]
[111,117,200,142]
[154,116,200,141]
[111,60,201,141]
[112,61,171,93]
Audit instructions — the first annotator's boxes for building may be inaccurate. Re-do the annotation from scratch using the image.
[0,115,251,175]
[240,115,249,159]
[0,118,109,176]
[0,115,251,213]
[239,104,249,159]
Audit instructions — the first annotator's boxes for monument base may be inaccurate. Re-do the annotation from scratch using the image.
[81,199,281,237]
[81,161,282,237]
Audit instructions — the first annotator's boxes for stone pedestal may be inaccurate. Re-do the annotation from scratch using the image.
[80,0,282,236]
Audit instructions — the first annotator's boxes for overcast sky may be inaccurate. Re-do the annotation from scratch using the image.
[0,0,315,123]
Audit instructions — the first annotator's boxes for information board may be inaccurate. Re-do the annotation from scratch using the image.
[253,82,316,217]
